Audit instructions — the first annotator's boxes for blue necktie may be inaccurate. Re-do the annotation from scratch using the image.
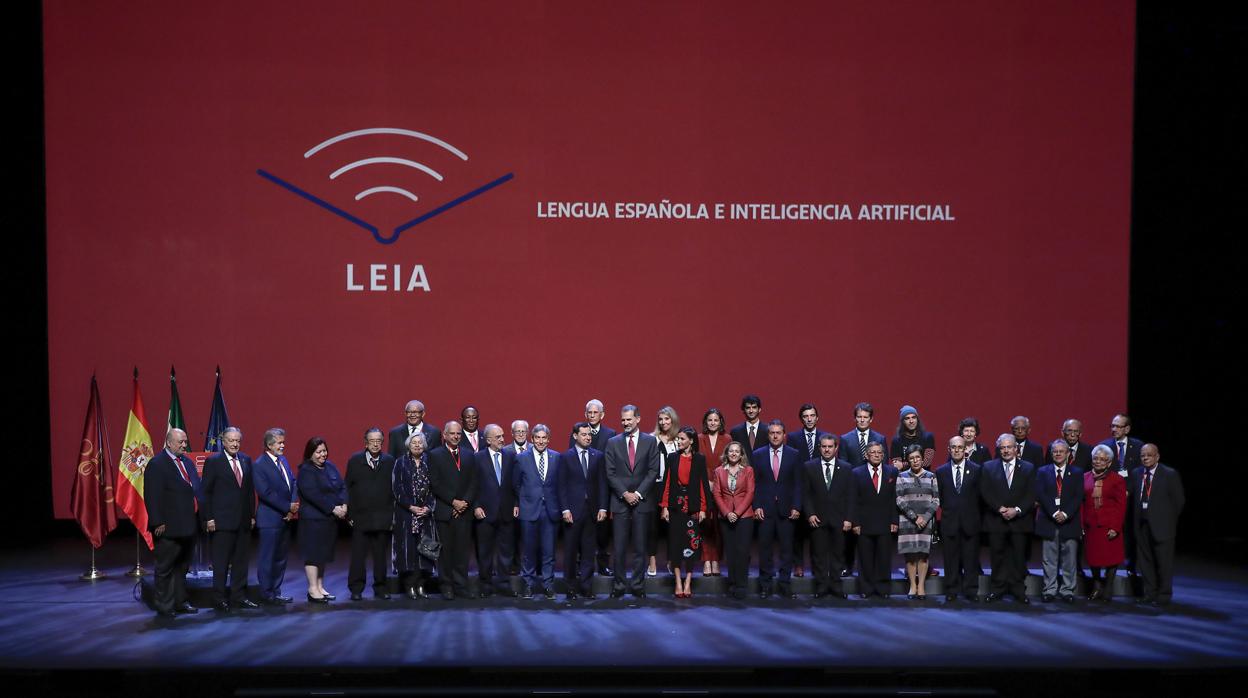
[493,451,502,484]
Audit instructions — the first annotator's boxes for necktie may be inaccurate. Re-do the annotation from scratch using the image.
[467,432,477,451]
[368,456,377,470]
[954,464,962,493]
[1117,440,1126,466]
[628,435,636,470]
[871,465,879,492]
[1006,462,1014,488]
[749,425,756,449]
[806,432,815,458]
[538,451,547,481]
[824,461,833,490]
[859,432,867,460]
[1143,469,1153,503]
[581,449,589,478]
[451,449,460,471]
[275,456,290,490]
[1056,468,1064,497]
[493,451,502,484]
[771,449,781,480]
[230,456,242,486]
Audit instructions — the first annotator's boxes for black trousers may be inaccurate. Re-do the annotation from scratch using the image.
[856,532,893,597]
[436,515,473,595]
[612,507,650,593]
[720,517,754,594]
[756,515,795,588]
[153,534,195,612]
[793,518,810,572]
[809,524,846,595]
[209,528,250,603]
[563,512,597,593]
[988,530,1029,597]
[475,516,515,591]
[1136,520,1176,600]
[348,527,391,595]
[595,519,612,571]
[942,529,982,597]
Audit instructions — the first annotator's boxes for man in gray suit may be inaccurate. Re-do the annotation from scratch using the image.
[603,404,660,598]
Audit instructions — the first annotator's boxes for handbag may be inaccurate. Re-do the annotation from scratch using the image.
[417,521,441,561]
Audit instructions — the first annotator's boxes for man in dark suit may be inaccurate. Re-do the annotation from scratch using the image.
[935,436,983,602]
[473,423,517,597]
[1100,413,1144,476]
[428,421,479,600]
[145,428,201,618]
[1129,443,1185,605]
[848,442,897,599]
[505,420,531,456]
[730,394,766,453]
[981,434,1037,603]
[998,416,1044,467]
[1045,418,1093,470]
[1035,441,1084,603]
[460,406,488,455]
[570,399,617,575]
[253,427,298,605]
[604,404,661,597]
[345,427,395,600]
[559,422,608,599]
[787,403,828,579]
[388,400,442,459]
[513,424,562,599]
[841,402,888,468]
[200,426,257,612]
[751,420,804,598]
[803,434,852,599]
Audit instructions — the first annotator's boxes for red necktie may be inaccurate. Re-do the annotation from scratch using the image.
[871,466,879,492]
[230,456,242,487]
[628,435,636,470]
[451,449,460,471]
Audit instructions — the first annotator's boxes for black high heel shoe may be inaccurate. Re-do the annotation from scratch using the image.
[307,593,329,604]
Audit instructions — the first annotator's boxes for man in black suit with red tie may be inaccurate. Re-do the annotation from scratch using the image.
[145,428,201,618]
[730,394,765,453]
[849,442,897,599]
[200,426,257,612]
[1046,418,1093,469]
[935,436,982,602]
[559,422,608,599]
[751,420,804,599]
[803,434,852,599]
[981,434,1037,604]
[428,421,479,600]
[1129,443,1185,605]
[345,427,396,600]
[473,424,517,597]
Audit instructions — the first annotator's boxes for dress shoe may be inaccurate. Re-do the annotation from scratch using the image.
[759,588,771,599]
[478,588,494,598]
[1042,594,1055,603]
[946,594,958,603]
[633,590,647,599]
[1088,589,1102,601]
[907,593,917,600]
[175,603,199,614]
[521,587,534,599]
[598,566,612,576]
[917,594,926,601]
[858,593,871,600]
[322,592,336,600]
[1018,595,1031,605]
[274,595,294,604]
[778,585,795,599]
[566,591,579,600]
[350,592,364,601]
[610,589,625,599]
[306,593,329,604]
[985,593,1002,603]
[544,588,556,600]
[1061,596,1075,604]
[214,601,231,612]
[581,590,597,600]
[812,591,824,599]
[443,591,456,601]
[376,592,391,600]
[236,599,260,609]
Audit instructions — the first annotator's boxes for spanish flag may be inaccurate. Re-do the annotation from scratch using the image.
[116,368,155,549]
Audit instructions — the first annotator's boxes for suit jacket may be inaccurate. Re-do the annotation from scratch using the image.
[965,443,991,465]
[427,445,480,523]
[1128,464,1185,541]
[848,463,898,535]
[730,421,767,453]
[603,430,661,513]
[474,448,517,523]
[144,449,201,538]
[934,460,982,536]
[200,451,255,531]
[998,440,1044,469]
[802,457,852,527]
[344,450,396,531]
[252,451,297,528]
[296,460,346,520]
[1046,441,1093,470]
[713,465,755,518]
[787,429,830,462]
[1100,437,1144,472]
[558,446,607,520]
[460,430,489,455]
[659,451,709,513]
[840,429,888,467]
[979,458,1037,533]
[750,444,804,517]
[513,448,562,521]
[387,422,443,459]
[1034,464,1084,539]
[569,425,617,452]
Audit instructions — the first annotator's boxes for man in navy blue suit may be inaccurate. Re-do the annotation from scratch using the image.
[572,399,617,575]
[841,402,887,468]
[787,404,828,578]
[200,426,257,612]
[730,394,766,453]
[981,434,1037,603]
[751,420,804,598]
[513,424,562,599]
[473,424,517,597]
[1100,413,1144,476]
[252,427,298,605]
[1035,440,1084,603]
[934,436,982,602]
[559,422,608,599]
[145,428,202,617]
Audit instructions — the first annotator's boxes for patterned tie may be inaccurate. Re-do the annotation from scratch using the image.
[954,464,963,493]
[538,451,547,481]
[859,432,868,461]
[824,461,833,490]
[230,456,242,487]
[493,451,502,484]
[806,432,815,458]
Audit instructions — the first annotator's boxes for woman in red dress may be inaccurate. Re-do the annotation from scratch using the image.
[1082,444,1127,602]
[697,408,729,576]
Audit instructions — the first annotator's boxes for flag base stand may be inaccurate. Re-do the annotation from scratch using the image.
[80,566,107,581]
[125,564,147,577]
[125,534,148,576]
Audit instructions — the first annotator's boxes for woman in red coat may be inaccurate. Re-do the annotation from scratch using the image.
[697,408,730,576]
[1082,444,1127,602]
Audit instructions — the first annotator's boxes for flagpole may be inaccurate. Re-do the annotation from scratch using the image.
[80,544,106,581]
[125,532,147,577]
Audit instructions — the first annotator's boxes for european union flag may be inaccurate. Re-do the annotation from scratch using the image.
[204,366,232,452]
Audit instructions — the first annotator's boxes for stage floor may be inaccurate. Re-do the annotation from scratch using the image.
[2,536,1246,677]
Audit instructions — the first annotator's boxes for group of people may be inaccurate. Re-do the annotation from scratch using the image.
[140,397,1184,617]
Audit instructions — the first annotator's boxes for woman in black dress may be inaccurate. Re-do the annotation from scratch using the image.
[392,432,436,599]
[296,437,347,603]
[660,426,708,598]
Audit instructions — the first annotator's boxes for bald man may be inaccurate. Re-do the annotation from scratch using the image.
[145,429,202,618]
[388,400,443,458]
[1128,444,1185,605]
